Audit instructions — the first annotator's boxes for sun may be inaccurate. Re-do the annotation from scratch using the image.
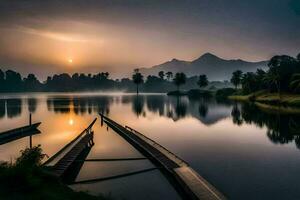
[69,119,74,125]
[68,59,73,64]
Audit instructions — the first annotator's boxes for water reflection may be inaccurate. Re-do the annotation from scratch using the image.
[231,102,300,149]
[47,96,112,115]
[2,94,300,151]
[132,95,145,117]
[28,98,37,113]
[47,98,71,113]
[0,98,24,118]
[1,93,300,199]
[231,102,243,126]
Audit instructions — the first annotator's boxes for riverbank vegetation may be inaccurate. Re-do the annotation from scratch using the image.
[0,146,109,200]
[229,53,300,107]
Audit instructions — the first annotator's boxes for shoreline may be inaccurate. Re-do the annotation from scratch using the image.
[229,92,300,114]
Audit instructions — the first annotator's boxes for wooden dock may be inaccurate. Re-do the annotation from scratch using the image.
[0,123,41,145]
[100,114,226,200]
[44,118,96,178]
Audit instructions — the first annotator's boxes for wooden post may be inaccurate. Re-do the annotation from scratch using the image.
[29,113,32,148]
[29,113,32,126]
[100,113,104,127]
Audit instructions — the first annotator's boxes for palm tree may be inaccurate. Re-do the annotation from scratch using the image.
[166,71,173,81]
[290,74,300,92]
[158,71,165,79]
[173,72,186,92]
[132,69,144,94]
[230,70,243,90]
[197,74,208,89]
[263,68,281,97]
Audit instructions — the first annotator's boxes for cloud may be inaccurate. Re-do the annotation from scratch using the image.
[15,26,103,44]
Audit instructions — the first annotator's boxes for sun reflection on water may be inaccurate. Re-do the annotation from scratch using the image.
[69,118,74,125]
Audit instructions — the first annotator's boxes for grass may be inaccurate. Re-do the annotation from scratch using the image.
[229,91,300,105]
[228,94,251,101]
[0,146,110,200]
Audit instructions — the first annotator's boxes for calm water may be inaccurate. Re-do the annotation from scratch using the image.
[1,93,300,200]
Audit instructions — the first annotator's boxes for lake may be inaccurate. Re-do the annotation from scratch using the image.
[0,93,300,200]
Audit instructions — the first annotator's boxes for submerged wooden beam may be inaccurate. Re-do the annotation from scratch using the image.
[71,167,158,185]
[99,113,226,200]
[75,157,147,162]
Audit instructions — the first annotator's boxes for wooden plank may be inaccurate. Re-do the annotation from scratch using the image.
[52,132,94,177]
[174,167,226,200]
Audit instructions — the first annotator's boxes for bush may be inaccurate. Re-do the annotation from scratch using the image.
[215,88,236,99]
[0,146,109,200]
[16,145,47,168]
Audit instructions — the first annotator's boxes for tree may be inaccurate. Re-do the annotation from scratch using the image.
[23,74,41,91]
[241,72,259,94]
[132,69,144,94]
[158,71,165,80]
[255,69,267,90]
[267,55,297,96]
[173,72,186,91]
[297,53,300,62]
[166,71,173,81]
[230,70,243,90]
[5,70,23,92]
[290,74,300,92]
[197,74,208,89]
[263,68,280,94]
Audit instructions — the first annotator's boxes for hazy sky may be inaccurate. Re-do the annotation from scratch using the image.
[0,0,299,79]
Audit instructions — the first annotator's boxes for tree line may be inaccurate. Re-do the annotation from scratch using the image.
[131,69,209,93]
[230,53,300,95]
[0,68,224,93]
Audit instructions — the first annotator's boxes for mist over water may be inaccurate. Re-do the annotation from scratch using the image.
[1,93,300,199]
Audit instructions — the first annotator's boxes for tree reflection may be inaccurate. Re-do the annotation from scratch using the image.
[232,102,300,149]
[231,102,243,126]
[132,95,145,117]
[6,99,22,118]
[47,96,112,115]
[48,98,71,113]
[146,95,165,116]
[175,97,187,118]
[198,103,208,118]
[28,98,37,113]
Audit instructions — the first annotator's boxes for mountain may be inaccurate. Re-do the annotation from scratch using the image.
[140,53,268,80]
